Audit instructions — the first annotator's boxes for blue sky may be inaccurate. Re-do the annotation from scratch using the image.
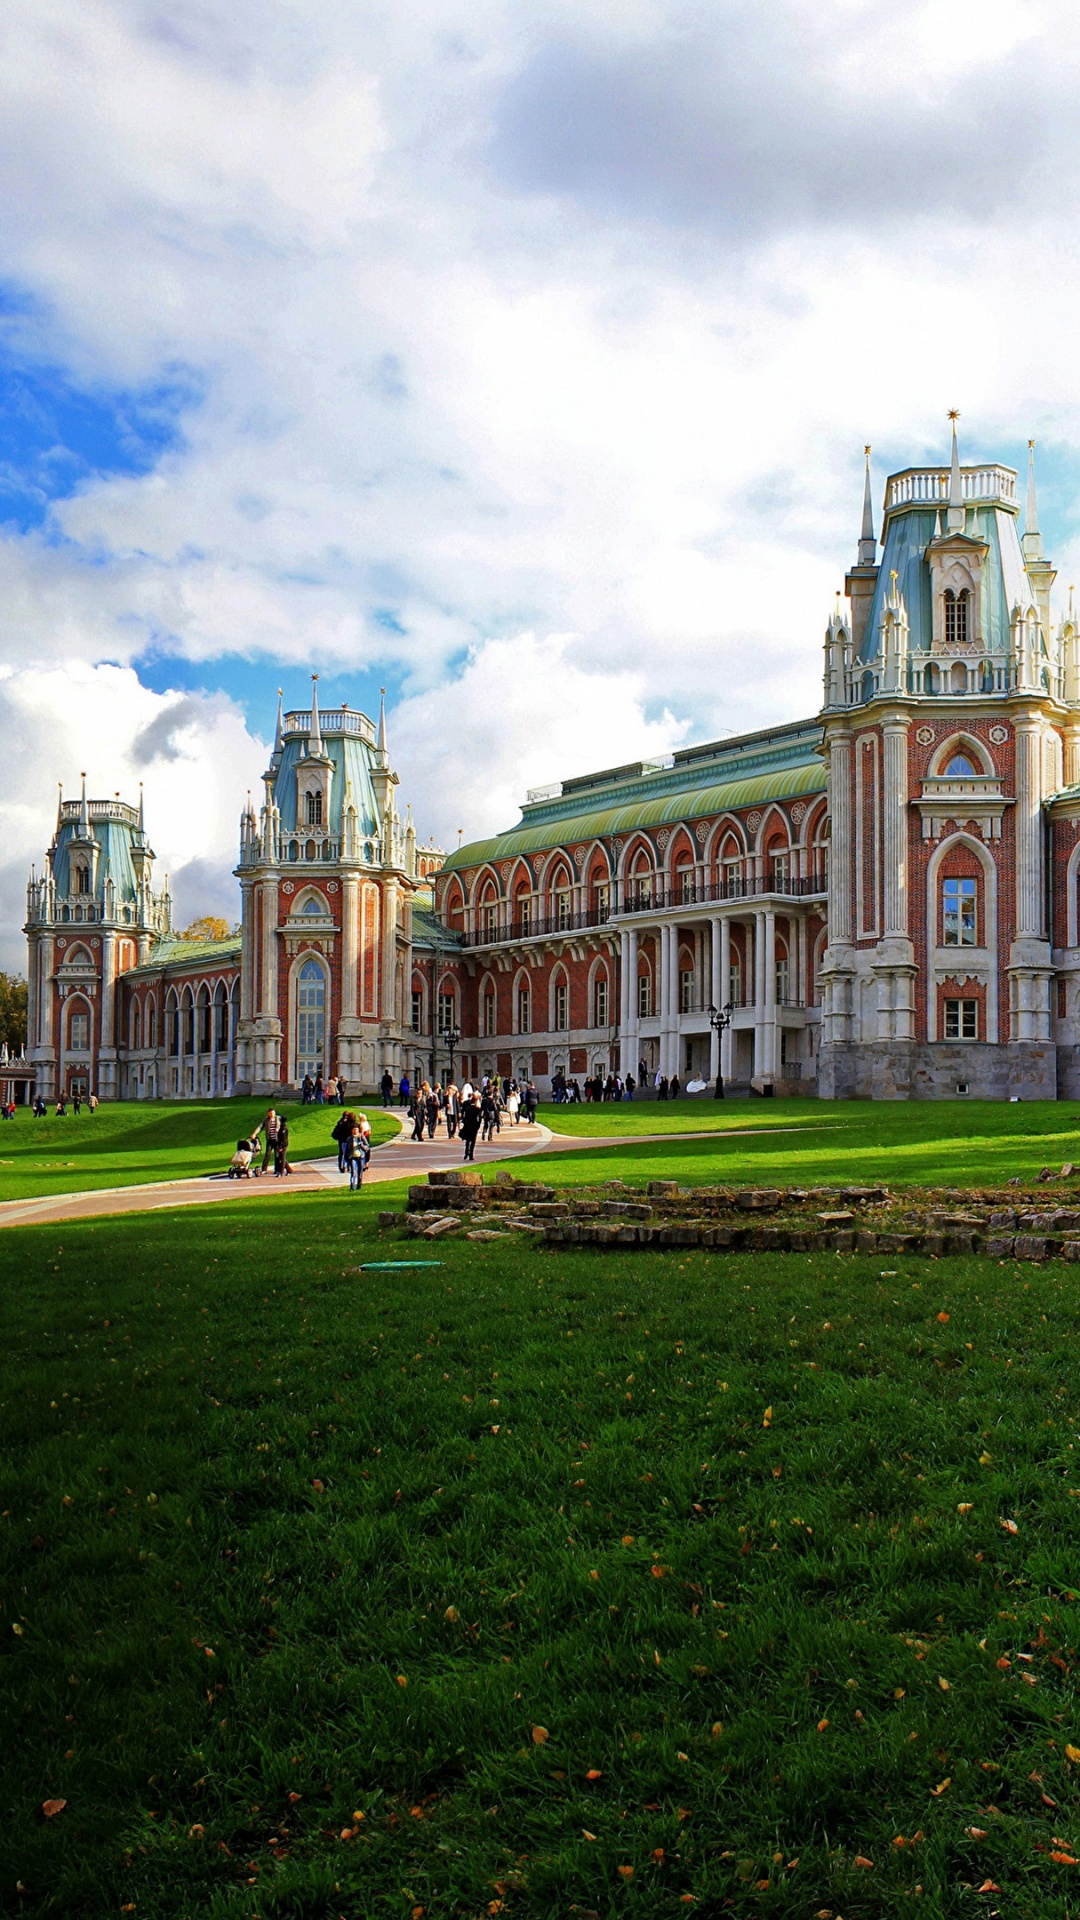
[2,0,1080,962]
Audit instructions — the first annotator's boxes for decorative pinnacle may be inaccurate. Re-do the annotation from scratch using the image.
[946,411,964,532]
[857,444,876,564]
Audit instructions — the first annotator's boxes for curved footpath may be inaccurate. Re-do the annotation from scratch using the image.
[0,1114,815,1231]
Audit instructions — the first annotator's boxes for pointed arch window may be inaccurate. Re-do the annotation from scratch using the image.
[305,790,323,826]
[944,589,970,647]
[945,753,978,777]
[296,959,326,1080]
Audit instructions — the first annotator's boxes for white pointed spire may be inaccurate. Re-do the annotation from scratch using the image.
[309,675,323,755]
[858,445,876,564]
[79,772,89,833]
[138,782,145,835]
[946,410,964,533]
[274,687,284,757]
[56,782,64,830]
[377,686,388,757]
[1023,439,1044,561]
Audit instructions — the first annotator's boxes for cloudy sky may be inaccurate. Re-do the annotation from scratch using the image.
[3,0,1080,964]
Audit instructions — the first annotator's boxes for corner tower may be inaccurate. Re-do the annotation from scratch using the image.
[234,680,421,1095]
[819,419,1068,1099]
[24,780,171,1101]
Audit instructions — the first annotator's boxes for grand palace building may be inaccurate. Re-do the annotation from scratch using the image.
[24,426,1080,1103]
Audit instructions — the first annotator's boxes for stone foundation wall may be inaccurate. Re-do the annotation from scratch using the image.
[818,1041,1058,1102]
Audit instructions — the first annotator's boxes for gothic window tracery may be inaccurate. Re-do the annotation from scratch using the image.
[944,588,970,647]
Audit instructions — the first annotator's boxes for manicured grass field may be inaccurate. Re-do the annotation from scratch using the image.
[538,1097,1080,1190]
[4,1178,1080,1918]
[0,1100,400,1203]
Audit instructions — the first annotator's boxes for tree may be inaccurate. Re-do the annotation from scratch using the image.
[180,917,233,943]
[0,974,28,1053]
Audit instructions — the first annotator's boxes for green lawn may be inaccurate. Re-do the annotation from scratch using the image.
[4,1180,1080,1918]
[0,1101,401,1203]
[536,1096,1080,1189]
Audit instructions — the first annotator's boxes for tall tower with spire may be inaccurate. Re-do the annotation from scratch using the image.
[24,785,171,1102]
[233,682,427,1095]
[819,415,1073,1101]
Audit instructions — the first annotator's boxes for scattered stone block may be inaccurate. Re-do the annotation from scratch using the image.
[466,1230,511,1241]
[427,1167,484,1187]
[422,1217,463,1238]
[735,1189,783,1211]
[983,1237,1015,1258]
[817,1210,855,1226]
[378,1211,399,1227]
[1063,1240,1080,1260]
[1013,1235,1052,1260]
[647,1181,680,1197]
[492,1170,515,1185]
[603,1202,653,1219]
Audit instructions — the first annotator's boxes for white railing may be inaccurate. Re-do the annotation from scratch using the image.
[884,465,1017,512]
[59,799,141,828]
[283,708,376,743]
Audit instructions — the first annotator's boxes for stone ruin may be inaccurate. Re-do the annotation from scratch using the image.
[376,1167,1080,1262]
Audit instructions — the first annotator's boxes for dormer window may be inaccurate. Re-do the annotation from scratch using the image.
[305,790,323,827]
[944,588,970,647]
[944,753,978,777]
[73,864,90,895]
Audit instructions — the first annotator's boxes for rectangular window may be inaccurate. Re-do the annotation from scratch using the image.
[556,890,572,929]
[594,976,608,1028]
[482,902,498,938]
[723,859,743,898]
[680,970,694,1013]
[70,1013,89,1050]
[411,990,423,1033]
[775,958,789,1005]
[944,998,978,1040]
[729,961,742,1008]
[638,974,652,1018]
[595,883,610,920]
[438,991,456,1032]
[771,852,790,891]
[516,897,531,934]
[517,987,531,1033]
[554,982,569,1030]
[678,868,695,904]
[943,876,977,946]
[483,992,497,1037]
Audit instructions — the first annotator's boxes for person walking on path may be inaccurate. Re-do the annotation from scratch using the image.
[480,1086,499,1141]
[670,1074,681,1100]
[261,1109,279,1176]
[522,1080,537,1123]
[411,1083,430,1142]
[380,1070,394,1108]
[273,1117,292,1176]
[424,1084,439,1140]
[505,1084,520,1126]
[444,1083,460,1140]
[343,1121,367,1190]
[399,1072,411,1109]
[459,1094,482,1162]
[337,1075,348,1105]
[331,1109,353,1172]
[314,1074,325,1105]
[301,1074,314,1104]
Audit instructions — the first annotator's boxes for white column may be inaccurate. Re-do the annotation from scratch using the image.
[340,873,359,1019]
[1014,715,1044,938]
[753,910,767,1078]
[619,926,638,1078]
[763,907,777,1079]
[827,729,853,944]
[719,918,734,1082]
[662,923,679,1076]
[708,917,722,1083]
[881,717,909,937]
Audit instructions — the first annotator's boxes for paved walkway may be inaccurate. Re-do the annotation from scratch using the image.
[0,1115,554,1230]
[0,1113,817,1232]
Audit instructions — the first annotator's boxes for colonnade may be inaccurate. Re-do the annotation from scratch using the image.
[618,910,820,1086]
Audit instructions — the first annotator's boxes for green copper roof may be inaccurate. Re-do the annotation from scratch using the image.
[126,936,242,978]
[442,756,826,873]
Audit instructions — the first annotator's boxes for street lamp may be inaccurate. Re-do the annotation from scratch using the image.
[707,1002,733,1099]
[440,1023,461,1088]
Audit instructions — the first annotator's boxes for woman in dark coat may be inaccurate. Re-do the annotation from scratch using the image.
[459,1095,482,1162]
[274,1117,291,1176]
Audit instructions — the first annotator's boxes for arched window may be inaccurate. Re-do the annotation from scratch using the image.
[73,863,90,896]
[296,960,326,1081]
[300,896,324,917]
[481,980,498,1037]
[944,589,970,647]
[593,969,609,1028]
[944,753,978,777]
[305,790,323,826]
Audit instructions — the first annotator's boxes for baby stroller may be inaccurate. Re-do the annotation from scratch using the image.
[228,1128,261,1178]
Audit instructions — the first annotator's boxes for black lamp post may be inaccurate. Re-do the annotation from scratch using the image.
[440,1023,461,1089]
[707,1002,733,1099]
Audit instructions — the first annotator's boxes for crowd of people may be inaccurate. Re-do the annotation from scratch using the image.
[31,1091,99,1117]
[381,1072,540,1162]
[298,1072,351,1105]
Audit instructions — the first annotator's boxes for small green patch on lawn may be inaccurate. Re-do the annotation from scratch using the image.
[3,1189,1080,1916]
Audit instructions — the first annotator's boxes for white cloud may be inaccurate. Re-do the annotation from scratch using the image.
[0,0,1080,930]
[0,662,266,968]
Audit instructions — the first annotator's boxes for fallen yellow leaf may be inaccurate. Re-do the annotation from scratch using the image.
[531,1725,549,1744]
[617,1865,634,1880]
[1065,1744,1080,1763]
[957,1503,974,1514]
[930,1778,951,1796]
[938,1677,950,1692]
[42,1799,67,1818]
